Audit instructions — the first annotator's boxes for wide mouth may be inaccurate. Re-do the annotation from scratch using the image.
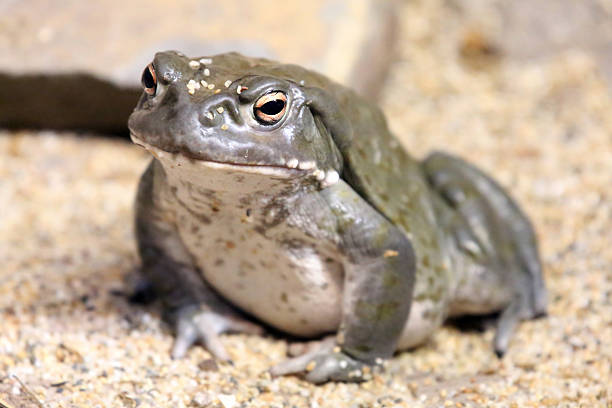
[130,135,303,177]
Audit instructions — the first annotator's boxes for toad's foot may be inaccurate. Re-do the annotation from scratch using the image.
[171,305,264,361]
[494,293,545,357]
[270,338,381,384]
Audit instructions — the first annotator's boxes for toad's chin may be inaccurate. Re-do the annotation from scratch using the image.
[130,135,304,178]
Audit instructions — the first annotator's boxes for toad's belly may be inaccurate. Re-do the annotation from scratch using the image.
[176,211,344,337]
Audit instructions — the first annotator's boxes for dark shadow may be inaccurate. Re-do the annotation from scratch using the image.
[445,312,500,333]
[0,72,141,137]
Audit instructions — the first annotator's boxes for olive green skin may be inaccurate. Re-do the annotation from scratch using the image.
[128,51,547,384]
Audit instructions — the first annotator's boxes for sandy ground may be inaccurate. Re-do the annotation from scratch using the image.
[1,1,611,407]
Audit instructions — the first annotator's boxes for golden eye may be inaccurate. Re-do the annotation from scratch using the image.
[253,91,287,124]
[141,63,157,96]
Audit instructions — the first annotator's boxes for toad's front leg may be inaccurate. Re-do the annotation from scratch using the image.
[271,181,416,383]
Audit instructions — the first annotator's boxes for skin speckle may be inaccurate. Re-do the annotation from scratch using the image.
[298,161,315,170]
[355,300,400,322]
[352,345,372,354]
[322,170,339,187]
[286,158,299,169]
[186,79,200,95]
[383,271,399,288]
[383,249,399,258]
[421,254,431,267]
[226,241,235,249]
[175,197,212,225]
[305,361,316,371]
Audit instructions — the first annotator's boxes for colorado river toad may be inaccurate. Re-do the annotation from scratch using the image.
[128,51,547,383]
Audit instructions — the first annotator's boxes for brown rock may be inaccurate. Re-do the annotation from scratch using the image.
[197,359,219,372]
[0,0,398,134]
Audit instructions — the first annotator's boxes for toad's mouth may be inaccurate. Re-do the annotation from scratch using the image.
[130,135,307,178]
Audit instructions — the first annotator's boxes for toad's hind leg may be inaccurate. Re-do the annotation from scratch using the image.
[422,152,547,357]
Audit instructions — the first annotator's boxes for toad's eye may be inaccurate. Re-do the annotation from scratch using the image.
[253,91,287,125]
[141,63,157,96]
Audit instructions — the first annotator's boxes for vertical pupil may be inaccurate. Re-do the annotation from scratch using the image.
[260,99,284,115]
[142,67,155,89]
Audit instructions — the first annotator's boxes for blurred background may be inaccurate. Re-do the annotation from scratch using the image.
[0,0,610,407]
[2,0,611,135]
[0,0,399,134]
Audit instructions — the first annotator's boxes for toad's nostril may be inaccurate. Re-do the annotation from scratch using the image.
[199,94,243,126]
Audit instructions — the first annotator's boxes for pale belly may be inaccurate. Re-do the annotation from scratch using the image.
[175,204,450,348]
[175,206,345,337]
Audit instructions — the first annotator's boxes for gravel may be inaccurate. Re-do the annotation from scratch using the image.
[1,1,611,406]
